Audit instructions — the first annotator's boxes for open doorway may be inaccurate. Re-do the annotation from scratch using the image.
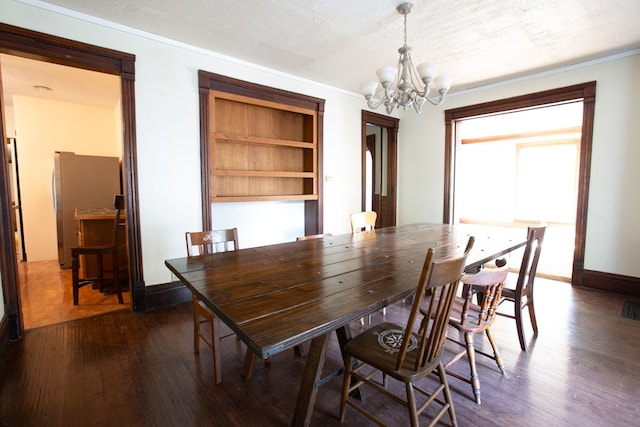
[443,82,596,287]
[1,54,129,328]
[453,102,583,280]
[361,111,399,228]
[0,24,142,341]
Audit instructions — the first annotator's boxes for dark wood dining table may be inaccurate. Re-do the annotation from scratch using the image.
[164,223,527,426]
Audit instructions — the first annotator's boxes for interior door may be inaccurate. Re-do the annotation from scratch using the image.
[361,111,398,228]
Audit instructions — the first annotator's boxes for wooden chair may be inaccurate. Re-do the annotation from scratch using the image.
[440,262,509,404]
[498,225,546,351]
[350,211,377,233]
[186,228,239,385]
[340,237,474,427]
[71,194,126,305]
[186,229,303,383]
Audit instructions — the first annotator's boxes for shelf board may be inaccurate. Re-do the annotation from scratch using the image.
[212,194,319,203]
[212,170,315,178]
[213,133,315,149]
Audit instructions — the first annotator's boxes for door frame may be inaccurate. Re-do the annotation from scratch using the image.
[361,110,399,227]
[0,23,144,341]
[443,82,598,289]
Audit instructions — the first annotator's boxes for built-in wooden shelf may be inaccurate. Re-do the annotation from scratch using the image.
[199,71,325,235]
[208,91,318,203]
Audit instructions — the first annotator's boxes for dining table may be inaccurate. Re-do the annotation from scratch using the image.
[164,222,528,426]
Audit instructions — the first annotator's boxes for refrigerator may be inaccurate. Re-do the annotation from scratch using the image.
[53,151,121,268]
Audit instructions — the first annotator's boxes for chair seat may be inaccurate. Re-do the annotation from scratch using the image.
[346,322,441,383]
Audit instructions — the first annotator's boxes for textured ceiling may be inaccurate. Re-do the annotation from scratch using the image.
[39,0,640,93]
[3,0,640,107]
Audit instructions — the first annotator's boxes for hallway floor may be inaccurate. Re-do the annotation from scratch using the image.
[18,259,130,330]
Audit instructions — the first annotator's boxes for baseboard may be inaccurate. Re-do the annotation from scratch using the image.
[574,269,640,297]
[144,281,192,310]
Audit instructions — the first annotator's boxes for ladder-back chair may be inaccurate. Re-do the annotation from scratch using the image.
[71,194,126,305]
[339,237,474,427]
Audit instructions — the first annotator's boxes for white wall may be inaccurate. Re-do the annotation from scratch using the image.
[398,53,640,278]
[2,0,638,286]
[12,95,121,261]
[1,0,366,286]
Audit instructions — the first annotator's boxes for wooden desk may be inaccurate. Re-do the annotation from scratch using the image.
[164,223,527,426]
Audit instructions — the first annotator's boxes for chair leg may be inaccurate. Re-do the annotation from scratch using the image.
[406,382,419,427]
[514,300,527,351]
[242,351,257,380]
[527,299,539,336]
[71,253,80,305]
[113,259,123,304]
[339,354,353,421]
[464,332,482,404]
[437,362,458,427]
[485,328,506,375]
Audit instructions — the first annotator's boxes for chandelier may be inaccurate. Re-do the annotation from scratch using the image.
[362,2,452,114]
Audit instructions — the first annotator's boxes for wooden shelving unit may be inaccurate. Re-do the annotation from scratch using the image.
[198,70,325,235]
[209,92,318,203]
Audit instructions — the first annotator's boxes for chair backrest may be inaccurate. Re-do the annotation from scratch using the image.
[513,225,546,296]
[185,228,239,256]
[350,211,377,233]
[296,233,332,241]
[395,237,474,372]
[459,264,509,326]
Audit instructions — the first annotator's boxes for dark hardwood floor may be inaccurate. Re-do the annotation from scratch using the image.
[1,278,639,426]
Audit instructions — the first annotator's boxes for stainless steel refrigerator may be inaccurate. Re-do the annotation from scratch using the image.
[52,151,121,268]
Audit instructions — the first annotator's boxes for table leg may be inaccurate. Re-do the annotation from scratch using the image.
[291,333,330,427]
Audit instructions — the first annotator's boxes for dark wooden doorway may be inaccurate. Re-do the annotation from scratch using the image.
[361,111,399,228]
[0,23,144,341]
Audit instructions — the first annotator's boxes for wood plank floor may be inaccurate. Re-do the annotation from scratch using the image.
[18,260,130,329]
[1,278,640,426]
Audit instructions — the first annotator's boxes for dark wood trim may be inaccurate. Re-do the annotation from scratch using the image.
[198,71,324,111]
[0,314,8,355]
[0,23,144,343]
[198,84,212,231]
[574,270,640,297]
[361,110,399,225]
[444,82,608,292]
[144,281,192,309]
[197,71,325,234]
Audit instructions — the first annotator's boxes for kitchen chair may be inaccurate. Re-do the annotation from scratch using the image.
[186,229,303,383]
[350,211,377,233]
[498,225,546,351]
[440,262,509,404]
[339,237,474,427]
[186,228,239,384]
[70,194,126,305]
